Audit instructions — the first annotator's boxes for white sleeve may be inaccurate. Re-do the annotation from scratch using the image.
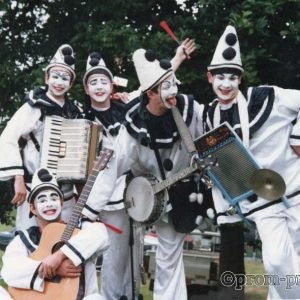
[193,101,205,138]
[273,86,300,114]
[1,236,44,292]
[82,127,138,220]
[0,103,42,180]
[128,87,142,101]
[60,221,109,266]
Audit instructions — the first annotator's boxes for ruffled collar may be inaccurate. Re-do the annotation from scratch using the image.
[90,101,126,136]
[124,94,194,148]
[25,87,81,119]
[204,86,275,140]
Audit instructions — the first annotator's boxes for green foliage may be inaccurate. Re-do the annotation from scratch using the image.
[1,0,300,114]
[0,180,14,225]
[2,1,300,221]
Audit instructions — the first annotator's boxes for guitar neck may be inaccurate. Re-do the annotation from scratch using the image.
[153,164,197,194]
[61,148,113,242]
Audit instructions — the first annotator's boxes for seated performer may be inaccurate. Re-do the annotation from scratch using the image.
[0,44,81,230]
[1,168,109,300]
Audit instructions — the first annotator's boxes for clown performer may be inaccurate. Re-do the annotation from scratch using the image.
[203,25,300,299]
[82,39,196,300]
[81,46,207,300]
[1,168,109,299]
[0,44,81,230]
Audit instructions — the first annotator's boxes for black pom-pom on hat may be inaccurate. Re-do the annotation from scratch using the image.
[145,50,157,62]
[61,46,73,56]
[45,44,76,81]
[64,55,75,66]
[37,168,53,182]
[90,57,100,67]
[87,52,105,67]
[83,51,114,84]
[90,52,102,60]
[160,59,171,70]
[222,47,236,60]
[207,25,243,73]
[225,33,237,46]
[133,48,173,92]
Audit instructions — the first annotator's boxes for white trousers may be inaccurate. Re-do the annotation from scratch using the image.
[154,219,187,300]
[100,209,144,300]
[252,203,300,300]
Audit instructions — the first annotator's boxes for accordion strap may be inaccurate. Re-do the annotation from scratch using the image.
[29,132,40,152]
[146,121,166,180]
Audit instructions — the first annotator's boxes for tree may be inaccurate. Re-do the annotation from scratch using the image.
[1,0,300,223]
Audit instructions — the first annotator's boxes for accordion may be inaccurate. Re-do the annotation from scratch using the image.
[40,116,102,182]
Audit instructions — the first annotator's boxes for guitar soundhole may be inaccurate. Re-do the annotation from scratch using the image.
[52,241,65,253]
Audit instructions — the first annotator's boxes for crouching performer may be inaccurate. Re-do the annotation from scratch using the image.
[1,168,109,300]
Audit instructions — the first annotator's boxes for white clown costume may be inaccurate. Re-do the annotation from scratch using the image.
[1,168,109,299]
[82,49,205,300]
[0,45,81,230]
[83,52,144,300]
[204,25,300,299]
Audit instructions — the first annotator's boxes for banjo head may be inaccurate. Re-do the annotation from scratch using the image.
[124,175,166,224]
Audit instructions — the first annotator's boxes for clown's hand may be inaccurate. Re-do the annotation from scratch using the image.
[171,38,196,71]
[111,92,130,103]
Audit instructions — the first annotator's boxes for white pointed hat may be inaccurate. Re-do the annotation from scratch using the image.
[133,49,173,92]
[27,168,63,206]
[208,25,243,73]
[83,52,113,84]
[45,44,76,81]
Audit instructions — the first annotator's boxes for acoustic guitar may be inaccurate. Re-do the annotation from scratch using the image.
[8,148,113,300]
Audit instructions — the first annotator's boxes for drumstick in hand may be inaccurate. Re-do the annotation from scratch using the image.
[159,20,191,59]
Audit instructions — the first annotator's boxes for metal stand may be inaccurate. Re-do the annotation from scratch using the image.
[129,217,136,300]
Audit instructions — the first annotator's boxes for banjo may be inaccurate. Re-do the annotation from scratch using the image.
[124,163,200,225]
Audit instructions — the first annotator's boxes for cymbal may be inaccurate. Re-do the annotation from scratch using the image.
[249,169,286,201]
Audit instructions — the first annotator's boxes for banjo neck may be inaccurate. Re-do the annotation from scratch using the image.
[153,164,198,194]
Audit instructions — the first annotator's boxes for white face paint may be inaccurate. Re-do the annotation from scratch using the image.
[34,189,62,221]
[46,67,72,99]
[86,74,112,104]
[160,74,178,109]
[210,73,240,103]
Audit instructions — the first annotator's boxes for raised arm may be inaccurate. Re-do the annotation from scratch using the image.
[171,38,196,72]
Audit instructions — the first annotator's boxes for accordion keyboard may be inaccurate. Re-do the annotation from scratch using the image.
[40,116,100,182]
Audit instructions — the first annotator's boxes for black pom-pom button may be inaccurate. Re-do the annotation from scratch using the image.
[160,59,171,70]
[145,50,157,62]
[225,33,237,46]
[222,47,236,60]
[61,46,73,56]
[163,158,173,171]
[38,169,52,182]
[90,52,101,60]
[64,55,75,66]
[89,57,100,67]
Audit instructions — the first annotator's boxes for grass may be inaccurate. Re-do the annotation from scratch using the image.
[244,259,268,300]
